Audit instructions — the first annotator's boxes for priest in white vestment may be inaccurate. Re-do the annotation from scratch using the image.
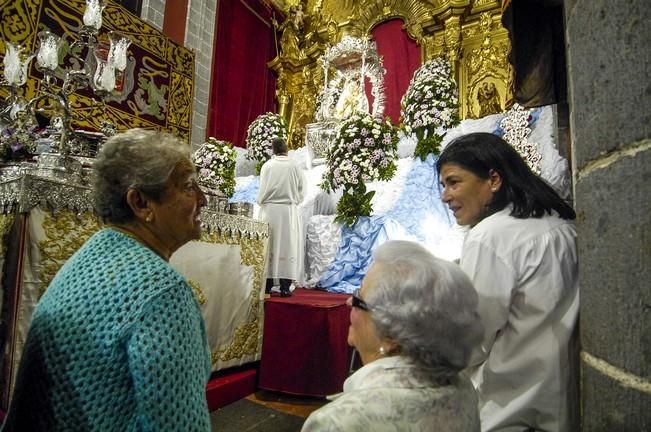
[257,137,306,296]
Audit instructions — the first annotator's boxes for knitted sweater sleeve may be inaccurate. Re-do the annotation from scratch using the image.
[126,282,211,431]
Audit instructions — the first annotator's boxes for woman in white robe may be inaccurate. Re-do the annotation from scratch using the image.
[437,132,579,432]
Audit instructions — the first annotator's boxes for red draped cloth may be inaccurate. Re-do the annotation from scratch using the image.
[371,19,421,125]
[259,289,353,397]
[207,0,277,147]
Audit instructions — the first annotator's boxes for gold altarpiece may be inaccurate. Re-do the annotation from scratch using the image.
[269,0,512,149]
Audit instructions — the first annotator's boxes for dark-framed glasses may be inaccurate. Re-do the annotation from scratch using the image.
[351,288,370,312]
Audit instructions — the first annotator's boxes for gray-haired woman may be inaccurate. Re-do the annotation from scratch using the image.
[302,240,484,431]
[2,129,210,431]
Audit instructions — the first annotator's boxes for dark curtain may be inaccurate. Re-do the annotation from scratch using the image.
[208,0,277,147]
[501,0,567,107]
[371,19,421,124]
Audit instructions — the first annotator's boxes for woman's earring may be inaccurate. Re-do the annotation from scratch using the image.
[379,346,386,356]
[146,213,153,222]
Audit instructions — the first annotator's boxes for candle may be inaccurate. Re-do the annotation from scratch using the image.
[83,0,106,30]
[3,42,34,86]
[107,32,131,72]
[94,60,115,92]
[36,31,61,71]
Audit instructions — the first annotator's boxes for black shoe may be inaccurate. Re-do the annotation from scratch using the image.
[280,290,292,297]
[265,279,274,294]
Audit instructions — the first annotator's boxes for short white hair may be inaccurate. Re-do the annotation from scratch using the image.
[366,240,483,376]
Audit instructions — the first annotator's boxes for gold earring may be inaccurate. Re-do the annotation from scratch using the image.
[146,214,153,222]
[379,346,386,356]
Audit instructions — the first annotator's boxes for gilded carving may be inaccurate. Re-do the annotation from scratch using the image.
[38,210,101,296]
[288,65,319,149]
[273,4,306,60]
[273,0,508,135]
[477,81,501,117]
[458,10,512,118]
[349,0,434,40]
[0,213,15,257]
[422,33,445,61]
[444,16,462,66]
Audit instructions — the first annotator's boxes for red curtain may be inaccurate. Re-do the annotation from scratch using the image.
[371,19,421,125]
[207,0,277,147]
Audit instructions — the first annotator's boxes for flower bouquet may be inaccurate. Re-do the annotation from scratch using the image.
[400,58,460,160]
[321,112,398,226]
[245,112,288,174]
[0,112,40,161]
[192,137,237,197]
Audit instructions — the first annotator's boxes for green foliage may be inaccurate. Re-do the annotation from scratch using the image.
[334,183,376,227]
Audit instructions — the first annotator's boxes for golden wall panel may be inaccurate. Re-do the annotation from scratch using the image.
[272,0,512,147]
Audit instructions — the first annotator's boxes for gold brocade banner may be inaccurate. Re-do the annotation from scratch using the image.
[0,0,194,141]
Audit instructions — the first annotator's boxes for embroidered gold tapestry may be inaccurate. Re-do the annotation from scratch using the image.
[0,0,194,141]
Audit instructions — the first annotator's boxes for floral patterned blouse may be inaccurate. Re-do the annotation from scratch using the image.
[301,356,480,432]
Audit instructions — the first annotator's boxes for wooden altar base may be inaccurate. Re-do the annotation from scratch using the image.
[258,288,353,397]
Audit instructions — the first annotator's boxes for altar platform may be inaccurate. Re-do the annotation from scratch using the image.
[258,288,353,397]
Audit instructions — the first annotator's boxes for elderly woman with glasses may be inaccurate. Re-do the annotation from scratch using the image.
[301,240,484,431]
[2,129,211,431]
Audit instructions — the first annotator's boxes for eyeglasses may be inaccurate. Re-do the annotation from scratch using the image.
[351,288,370,312]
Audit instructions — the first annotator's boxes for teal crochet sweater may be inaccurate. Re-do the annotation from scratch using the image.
[2,229,211,431]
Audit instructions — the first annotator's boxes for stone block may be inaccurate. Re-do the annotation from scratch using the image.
[582,364,651,431]
[576,147,651,377]
[566,0,650,168]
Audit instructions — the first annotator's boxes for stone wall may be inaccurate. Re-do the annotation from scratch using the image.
[184,0,218,148]
[140,0,166,31]
[564,0,651,430]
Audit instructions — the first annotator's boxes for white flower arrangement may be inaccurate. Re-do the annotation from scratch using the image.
[245,112,288,174]
[321,112,398,226]
[400,58,460,160]
[192,137,237,197]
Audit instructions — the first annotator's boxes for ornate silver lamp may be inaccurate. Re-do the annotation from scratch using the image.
[0,0,131,165]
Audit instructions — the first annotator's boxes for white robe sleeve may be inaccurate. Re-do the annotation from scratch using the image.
[460,239,517,367]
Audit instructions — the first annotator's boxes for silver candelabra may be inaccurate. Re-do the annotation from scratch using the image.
[1,0,131,156]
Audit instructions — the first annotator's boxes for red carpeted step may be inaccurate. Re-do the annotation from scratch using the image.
[206,367,258,412]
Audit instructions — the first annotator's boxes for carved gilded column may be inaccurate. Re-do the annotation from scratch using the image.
[444,16,462,73]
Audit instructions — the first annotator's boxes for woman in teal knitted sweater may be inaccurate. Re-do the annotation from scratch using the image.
[2,129,211,431]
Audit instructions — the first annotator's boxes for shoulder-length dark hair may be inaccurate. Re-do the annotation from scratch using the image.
[436,132,575,220]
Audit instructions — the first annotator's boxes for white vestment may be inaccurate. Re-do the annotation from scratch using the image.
[461,207,579,432]
[257,155,306,280]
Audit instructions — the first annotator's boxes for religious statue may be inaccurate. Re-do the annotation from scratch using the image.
[273,5,305,59]
[335,75,368,119]
[477,81,502,117]
[293,3,304,32]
